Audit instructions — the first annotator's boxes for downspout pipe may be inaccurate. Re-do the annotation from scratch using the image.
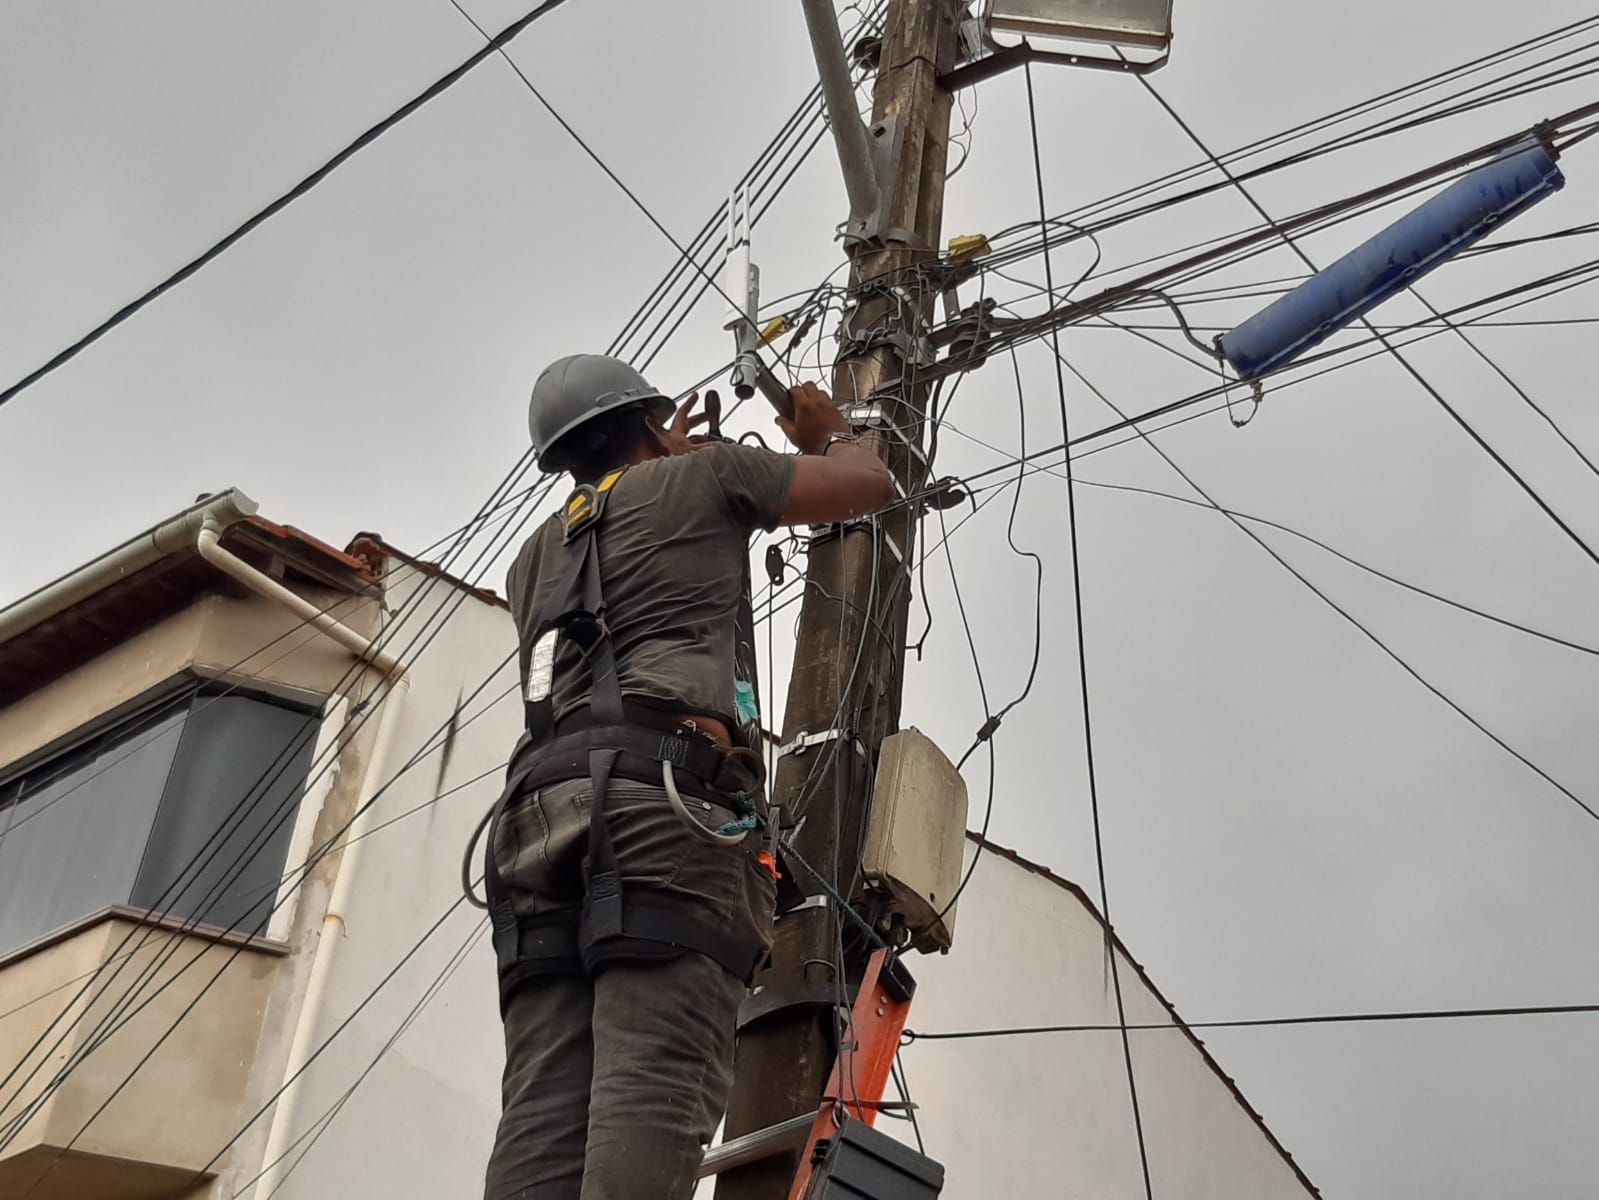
[195,518,405,679]
[195,518,411,1196]
[252,677,408,1199]
[800,0,881,226]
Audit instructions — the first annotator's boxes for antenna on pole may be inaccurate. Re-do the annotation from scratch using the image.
[724,187,761,401]
[721,185,795,415]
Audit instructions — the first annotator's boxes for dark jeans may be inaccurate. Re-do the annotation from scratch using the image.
[483,778,776,1200]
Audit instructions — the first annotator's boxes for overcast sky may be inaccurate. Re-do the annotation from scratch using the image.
[5,1,1599,1195]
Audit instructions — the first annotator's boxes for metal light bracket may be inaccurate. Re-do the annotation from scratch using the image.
[939,39,1169,91]
[840,115,909,246]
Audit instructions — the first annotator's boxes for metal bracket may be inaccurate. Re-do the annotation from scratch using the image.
[838,323,936,369]
[846,388,931,466]
[776,894,832,920]
[807,516,907,567]
[843,400,887,427]
[779,728,869,761]
[737,982,859,1033]
[841,116,910,246]
[939,41,1170,92]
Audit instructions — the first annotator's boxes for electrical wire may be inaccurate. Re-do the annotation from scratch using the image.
[209,906,491,1196]
[1119,54,1599,577]
[940,254,1599,482]
[904,1002,1599,1041]
[965,100,1599,368]
[977,21,1599,277]
[1032,330,1599,830]
[2,11,871,1164]
[1074,478,1599,659]
[755,251,1599,653]
[445,0,818,393]
[1021,61,1153,1200]
[3,16,876,1139]
[0,0,575,411]
[935,412,1599,661]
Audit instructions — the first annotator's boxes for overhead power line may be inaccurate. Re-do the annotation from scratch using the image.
[903,1002,1599,1042]
[0,0,574,411]
[443,0,802,389]
[970,254,1599,471]
[1120,59,1599,574]
[979,19,1599,277]
[963,99,1599,368]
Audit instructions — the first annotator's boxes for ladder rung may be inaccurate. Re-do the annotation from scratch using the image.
[696,1111,817,1178]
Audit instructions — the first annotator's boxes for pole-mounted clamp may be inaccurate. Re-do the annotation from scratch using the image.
[779,728,870,761]
[838,326,937,368]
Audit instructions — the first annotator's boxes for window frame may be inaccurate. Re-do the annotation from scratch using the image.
[0,671,338,963]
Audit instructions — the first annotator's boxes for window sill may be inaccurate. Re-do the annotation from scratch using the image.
[0,905,291,971]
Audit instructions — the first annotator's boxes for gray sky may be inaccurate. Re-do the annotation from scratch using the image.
[5,1,1599,1194]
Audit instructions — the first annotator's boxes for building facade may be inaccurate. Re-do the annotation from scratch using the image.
[0,489,1315,1198]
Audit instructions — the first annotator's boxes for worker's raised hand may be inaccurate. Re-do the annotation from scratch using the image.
[777,381,848,454]
[661,392,714,454]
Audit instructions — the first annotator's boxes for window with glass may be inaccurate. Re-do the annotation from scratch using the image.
[0,686,321,959]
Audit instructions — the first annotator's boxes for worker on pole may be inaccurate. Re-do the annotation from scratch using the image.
[477,353,894,1200]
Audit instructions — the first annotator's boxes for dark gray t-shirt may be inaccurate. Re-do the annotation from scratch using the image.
[506,442,796,742]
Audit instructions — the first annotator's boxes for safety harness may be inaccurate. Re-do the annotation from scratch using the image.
[479,469,771,1011]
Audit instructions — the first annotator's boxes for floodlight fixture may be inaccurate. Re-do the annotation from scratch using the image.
[986,0,1175,51]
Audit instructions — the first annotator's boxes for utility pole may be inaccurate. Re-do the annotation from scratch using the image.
[716,2,964,1196]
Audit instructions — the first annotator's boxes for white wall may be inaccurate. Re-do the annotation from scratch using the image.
[255,569,1312,1199]
[892,842,1316,1198]
[262,565,521,1200]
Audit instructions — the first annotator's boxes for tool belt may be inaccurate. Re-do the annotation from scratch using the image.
[480,469,769,1012]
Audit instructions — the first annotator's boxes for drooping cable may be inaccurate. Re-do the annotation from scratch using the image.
[1023,60,1155,1200]
[1035,333,1599,828]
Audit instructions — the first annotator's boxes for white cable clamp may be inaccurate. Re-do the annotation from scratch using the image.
[778,729,868,760]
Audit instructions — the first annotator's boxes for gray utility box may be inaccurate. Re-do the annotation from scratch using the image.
[987,0,1175,50]
[861,728,967,953]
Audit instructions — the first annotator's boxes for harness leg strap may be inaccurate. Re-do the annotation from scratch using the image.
[585,747,625,942]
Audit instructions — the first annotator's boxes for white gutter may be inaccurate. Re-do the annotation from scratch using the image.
[0,489,258,643]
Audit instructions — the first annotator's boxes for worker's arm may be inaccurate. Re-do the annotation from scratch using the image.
[777,382,896,526]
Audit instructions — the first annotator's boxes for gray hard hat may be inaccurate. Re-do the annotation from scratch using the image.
[528,354,675,469]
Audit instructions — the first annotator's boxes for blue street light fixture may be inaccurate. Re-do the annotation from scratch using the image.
[1218,139,1567,382]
